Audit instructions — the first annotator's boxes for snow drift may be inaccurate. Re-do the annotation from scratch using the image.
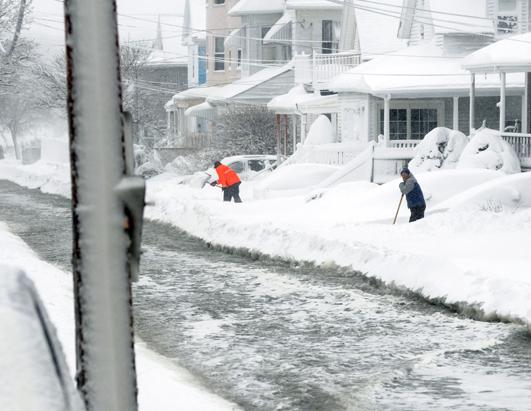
[254,163,339,199]
[304,115,336,145]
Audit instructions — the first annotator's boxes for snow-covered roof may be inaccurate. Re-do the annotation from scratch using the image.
[286,0,342,10]
[165,86,223,110]
[428,0,493,34]
[185,101,216,120]
[462,32,531,73]
[229,0,285,16]
[147,49,188,66]
[296,93,339,113]
[207,63,294,104]
[355,0,407,56]
[329,43,524,97]
[267,85,316,113]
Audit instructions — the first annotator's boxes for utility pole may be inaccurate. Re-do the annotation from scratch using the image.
[63,1,145,410]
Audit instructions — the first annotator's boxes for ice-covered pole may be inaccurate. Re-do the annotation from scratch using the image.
[63,0,138,410]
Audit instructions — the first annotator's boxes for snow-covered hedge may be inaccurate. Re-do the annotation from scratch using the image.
[457,128,521,174]
[409,127,468,172]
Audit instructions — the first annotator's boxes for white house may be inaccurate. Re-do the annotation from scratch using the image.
[325,0,531,171]
[267,0,406,151]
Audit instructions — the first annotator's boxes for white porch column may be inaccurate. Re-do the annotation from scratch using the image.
[469,73,476,134]
[500,72,506,133]
[453,96,459,131]
[292,114,297,154]
[167,111,171,135]
[384,95,391,146]
[523,73,529,133]
[300,114,307,144]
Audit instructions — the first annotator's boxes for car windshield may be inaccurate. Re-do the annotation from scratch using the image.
[228,161,244,173]
[248,159,266,172]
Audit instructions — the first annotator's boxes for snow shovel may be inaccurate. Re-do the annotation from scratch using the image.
[392,194,404,225]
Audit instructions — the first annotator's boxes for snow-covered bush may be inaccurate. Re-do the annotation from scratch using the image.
[216,105,278,155]
[409,127,468,172]
[457,128,521,174]
[304,115,336,145]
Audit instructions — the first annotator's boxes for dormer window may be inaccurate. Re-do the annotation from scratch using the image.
[497,0,519,34]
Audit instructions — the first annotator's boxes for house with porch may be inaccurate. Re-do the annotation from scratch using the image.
[322,0,531,172]
[267,0,406,156]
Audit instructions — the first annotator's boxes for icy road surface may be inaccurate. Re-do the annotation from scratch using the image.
[1,180,530,411]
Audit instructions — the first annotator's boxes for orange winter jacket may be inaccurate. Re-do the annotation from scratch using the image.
[215,164,241,188]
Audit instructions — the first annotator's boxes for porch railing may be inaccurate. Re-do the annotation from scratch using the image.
[387,139,421,150]
[312,51,361,87]
[501,132,531,168]
[283,143,362,166]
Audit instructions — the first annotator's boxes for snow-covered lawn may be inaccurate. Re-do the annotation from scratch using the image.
[1,157,530,331]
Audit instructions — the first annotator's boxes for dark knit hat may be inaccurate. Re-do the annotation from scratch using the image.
[400,167,411,175]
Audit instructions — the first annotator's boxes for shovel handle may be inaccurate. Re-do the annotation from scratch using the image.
[393,194,404,225]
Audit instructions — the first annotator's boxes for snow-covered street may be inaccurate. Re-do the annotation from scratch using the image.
[1,160,531,409]
[0,181,239,411]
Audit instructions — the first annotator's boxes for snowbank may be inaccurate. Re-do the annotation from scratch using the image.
[458,128,521,174]
[144,169,531,329]
[304,115,336,145]
[0,159,71,198]
[409,127,468,172]
[254,163,339,199]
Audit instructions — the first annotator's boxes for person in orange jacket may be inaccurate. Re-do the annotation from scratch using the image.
[210,161,242,202]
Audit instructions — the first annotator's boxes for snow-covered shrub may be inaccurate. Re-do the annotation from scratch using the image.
[409,127,468,172]
[457,128,521,174]
[216,105,278,155]
[304,115,336,145]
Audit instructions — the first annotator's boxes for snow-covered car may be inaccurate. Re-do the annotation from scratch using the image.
[213,155,278,181]
[0,268,84,410]
[184,155,278,189]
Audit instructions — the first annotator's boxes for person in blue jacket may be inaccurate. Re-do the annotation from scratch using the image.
[399,168,426,222]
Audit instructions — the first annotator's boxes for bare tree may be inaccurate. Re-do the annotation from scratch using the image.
[0,38,39,158]
[33,53,67,111]
[0,0,33,57]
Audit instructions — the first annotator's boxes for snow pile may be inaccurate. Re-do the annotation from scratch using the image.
[305,169,503,224]
[304,115,336,145]
[0,223,239,411]
[254,163,339,199]
[409,127,468,172]
[436,172,531,212]
[458,128,521,174]
[0,158,71,197]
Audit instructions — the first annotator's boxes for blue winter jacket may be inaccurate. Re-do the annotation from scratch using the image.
[399,175,426,209]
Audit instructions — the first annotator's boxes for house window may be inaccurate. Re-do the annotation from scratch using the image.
[379,107,439,140]
[237,49,242,70]
[411,109,438,139]
[262,26,276,64]
[214,37,225,71]
[213,0,225,5]
[322,20,340,54]
[497,0,519,34]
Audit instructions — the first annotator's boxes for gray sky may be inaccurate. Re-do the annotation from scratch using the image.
[28,0,204,55]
